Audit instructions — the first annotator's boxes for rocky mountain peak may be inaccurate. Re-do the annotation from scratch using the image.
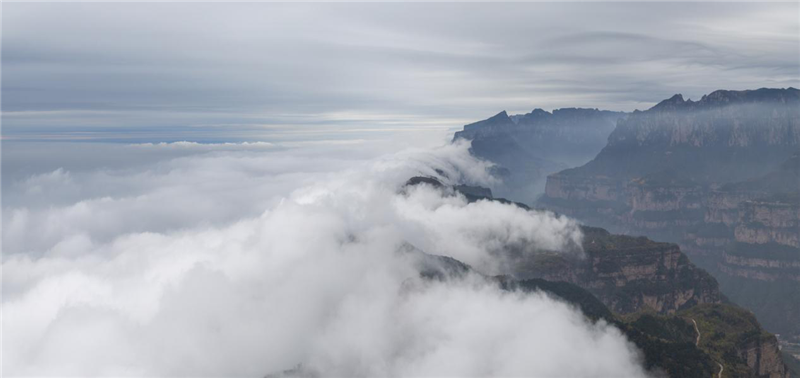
[648,88,800,113]
[650,94,687,111]
[457,110,514,134]
[488,110,510,121]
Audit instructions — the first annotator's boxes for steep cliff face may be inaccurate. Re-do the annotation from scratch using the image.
[453,107,625,203]
[545,172,623,202]
[571,88,800,185]
[538,88,800,338]
[542,170,708,241]
[707,161,800,339]
[402,249,732,378]
[622,174,707,242]
[410,226,783,378]
[706,189,761,226]
[735,199,800,248]
[541,173,628,234]
[582,242,719,314]
[737,336,789,378]
[509,226,789,377]
[684,304,790,378]
[542,88,799,203]
[518,227,721,314]
[721,251,800,282]
[712,156,800,287]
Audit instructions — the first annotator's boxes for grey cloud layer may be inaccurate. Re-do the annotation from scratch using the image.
[3,2,798,141]
[2,141,650,376]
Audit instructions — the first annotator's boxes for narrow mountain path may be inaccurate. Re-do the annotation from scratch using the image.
[691,318,701,346]
[690,317,724,378]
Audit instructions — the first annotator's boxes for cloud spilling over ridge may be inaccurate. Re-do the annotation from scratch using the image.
[2,141,646,377]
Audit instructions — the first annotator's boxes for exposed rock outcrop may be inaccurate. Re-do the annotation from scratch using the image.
[517,227,721,314]
[537,88,800,338]
[737,336,789,378]
[735,199,800,248]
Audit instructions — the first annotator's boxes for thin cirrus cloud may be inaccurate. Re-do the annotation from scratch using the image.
[2,2,798,142]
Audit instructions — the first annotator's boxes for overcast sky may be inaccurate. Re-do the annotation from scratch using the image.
[3,2,799,142]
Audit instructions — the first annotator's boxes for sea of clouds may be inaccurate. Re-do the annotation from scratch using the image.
[2,140,648,377]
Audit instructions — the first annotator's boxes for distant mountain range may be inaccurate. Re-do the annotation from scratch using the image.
[453,107,625,203]
[452,87,800,376]
[404,176,789,378]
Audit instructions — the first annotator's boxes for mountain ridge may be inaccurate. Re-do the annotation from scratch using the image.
[648,87,800,113]
[452,106,626,203]
[405,174,789,377]
[447,87,799,377]
[526,89,799,375]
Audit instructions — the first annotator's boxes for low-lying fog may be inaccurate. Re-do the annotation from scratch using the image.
[2,140,647,377]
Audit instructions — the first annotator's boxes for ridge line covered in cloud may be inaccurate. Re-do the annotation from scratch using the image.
[2,141,649,377]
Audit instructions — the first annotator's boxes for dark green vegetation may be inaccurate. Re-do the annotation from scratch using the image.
[499,266,788,377]
[511,278,723,377]
[421,254,721,378]
[412,236,783,376]
[620,312,717,377]
[684,304,783,378]
[499,273,738,377]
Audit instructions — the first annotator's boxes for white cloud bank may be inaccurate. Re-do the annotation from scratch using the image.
[2,140,647,377]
